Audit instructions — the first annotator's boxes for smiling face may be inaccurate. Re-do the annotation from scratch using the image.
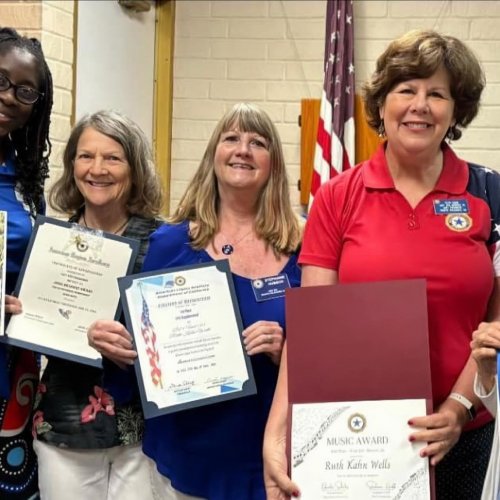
[0,47,39,139]
[73,127,131,213]
[213,127,271,195]
[379,65,455,159]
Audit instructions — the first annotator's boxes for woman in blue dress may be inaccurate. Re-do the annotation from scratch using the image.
[0,27,53,498]
[89,102,302,499]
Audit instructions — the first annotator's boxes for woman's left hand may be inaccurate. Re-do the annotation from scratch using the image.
[408,397,468,466]
[471,321,500,393]
[5,295,22,315]
[87,319,137,369]
[243,320,284,365]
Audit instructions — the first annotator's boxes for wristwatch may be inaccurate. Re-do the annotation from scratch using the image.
[448,392,477,421]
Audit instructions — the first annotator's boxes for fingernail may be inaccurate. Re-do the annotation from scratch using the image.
[409,436,415,442]
[407,420,414,426]
[292,491,300,498]
[420,451,426,458]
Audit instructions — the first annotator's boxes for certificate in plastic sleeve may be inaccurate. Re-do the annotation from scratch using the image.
[291,399,430,500]
[1,216,139,366]
[118,260,256,418]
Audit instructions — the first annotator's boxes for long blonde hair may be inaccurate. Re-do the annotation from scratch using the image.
[170,103,301,254]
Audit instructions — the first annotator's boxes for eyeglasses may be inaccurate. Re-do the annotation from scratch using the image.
[0,73,43,105]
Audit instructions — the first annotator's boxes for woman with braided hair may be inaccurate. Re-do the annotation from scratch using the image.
[0,26,53,498]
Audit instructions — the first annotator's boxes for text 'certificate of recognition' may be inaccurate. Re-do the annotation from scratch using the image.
[292,399,430,500]
[119,260,256,418]
[3,216,138,366]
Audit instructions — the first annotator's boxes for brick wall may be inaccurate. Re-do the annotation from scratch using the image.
[40,0,74,206]
[3,1,500,214]
[0,1,41,34]
[171,0,500,213]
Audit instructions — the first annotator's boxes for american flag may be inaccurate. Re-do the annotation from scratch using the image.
[310,0,355,205]
[140,288,163,389]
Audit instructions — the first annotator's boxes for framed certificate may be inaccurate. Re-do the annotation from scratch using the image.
[1,216,139,367]
[118,260,256,418]
[292,399,430,499]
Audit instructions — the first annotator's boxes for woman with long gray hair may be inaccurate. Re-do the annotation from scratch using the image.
[24,110,163,499]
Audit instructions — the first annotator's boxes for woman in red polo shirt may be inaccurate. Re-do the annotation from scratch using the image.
[264,29,499,500]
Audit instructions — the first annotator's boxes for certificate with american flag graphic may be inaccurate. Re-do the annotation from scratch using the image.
[118,260,256,418]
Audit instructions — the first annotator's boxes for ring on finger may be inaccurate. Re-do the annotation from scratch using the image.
[267,334,273,344]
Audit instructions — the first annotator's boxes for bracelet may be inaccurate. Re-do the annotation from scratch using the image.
[448,392,477,421]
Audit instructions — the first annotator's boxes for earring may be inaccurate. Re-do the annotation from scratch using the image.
[446,127,454,141]
[378,121,386,138]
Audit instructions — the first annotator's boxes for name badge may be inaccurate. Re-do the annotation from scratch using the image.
[251,273,291,302]
[433,199,469,215]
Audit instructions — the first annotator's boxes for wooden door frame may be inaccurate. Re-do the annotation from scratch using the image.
[153,0,175,214]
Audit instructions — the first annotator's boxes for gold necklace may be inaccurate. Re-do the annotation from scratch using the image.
[82,213,129,235]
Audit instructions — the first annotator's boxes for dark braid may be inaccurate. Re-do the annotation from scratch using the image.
[0,27,53,215]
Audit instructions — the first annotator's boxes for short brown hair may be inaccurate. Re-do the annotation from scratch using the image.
[49,110,163,217]
[363,29,485,140]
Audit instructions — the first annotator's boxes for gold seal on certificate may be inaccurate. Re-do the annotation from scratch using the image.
[1,216,139,366]
[118,260,256,418]
[292,399,430,499]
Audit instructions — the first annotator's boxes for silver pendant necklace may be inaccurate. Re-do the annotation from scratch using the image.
[221,229,253,255]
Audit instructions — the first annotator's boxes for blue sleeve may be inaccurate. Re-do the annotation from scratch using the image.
[467,163,500,245]
[142,221,195,271]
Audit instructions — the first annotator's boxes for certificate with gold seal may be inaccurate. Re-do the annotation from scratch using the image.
[291,399,430,499]
[1,216,138,366]
[118,260,256,418]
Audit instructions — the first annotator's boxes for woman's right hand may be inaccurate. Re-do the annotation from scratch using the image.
[87,319,137,369]
[471,321,500,393]
[263,342,300,499]
[263,430,299,499]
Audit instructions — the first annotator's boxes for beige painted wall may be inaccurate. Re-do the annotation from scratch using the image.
[171,0,500,213]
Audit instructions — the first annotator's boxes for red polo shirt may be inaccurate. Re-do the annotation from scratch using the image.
[300,143,500,429]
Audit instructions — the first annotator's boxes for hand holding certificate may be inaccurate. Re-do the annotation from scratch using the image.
[286,280,433,499]
[119,260,256,418]
[1,216,138,366]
